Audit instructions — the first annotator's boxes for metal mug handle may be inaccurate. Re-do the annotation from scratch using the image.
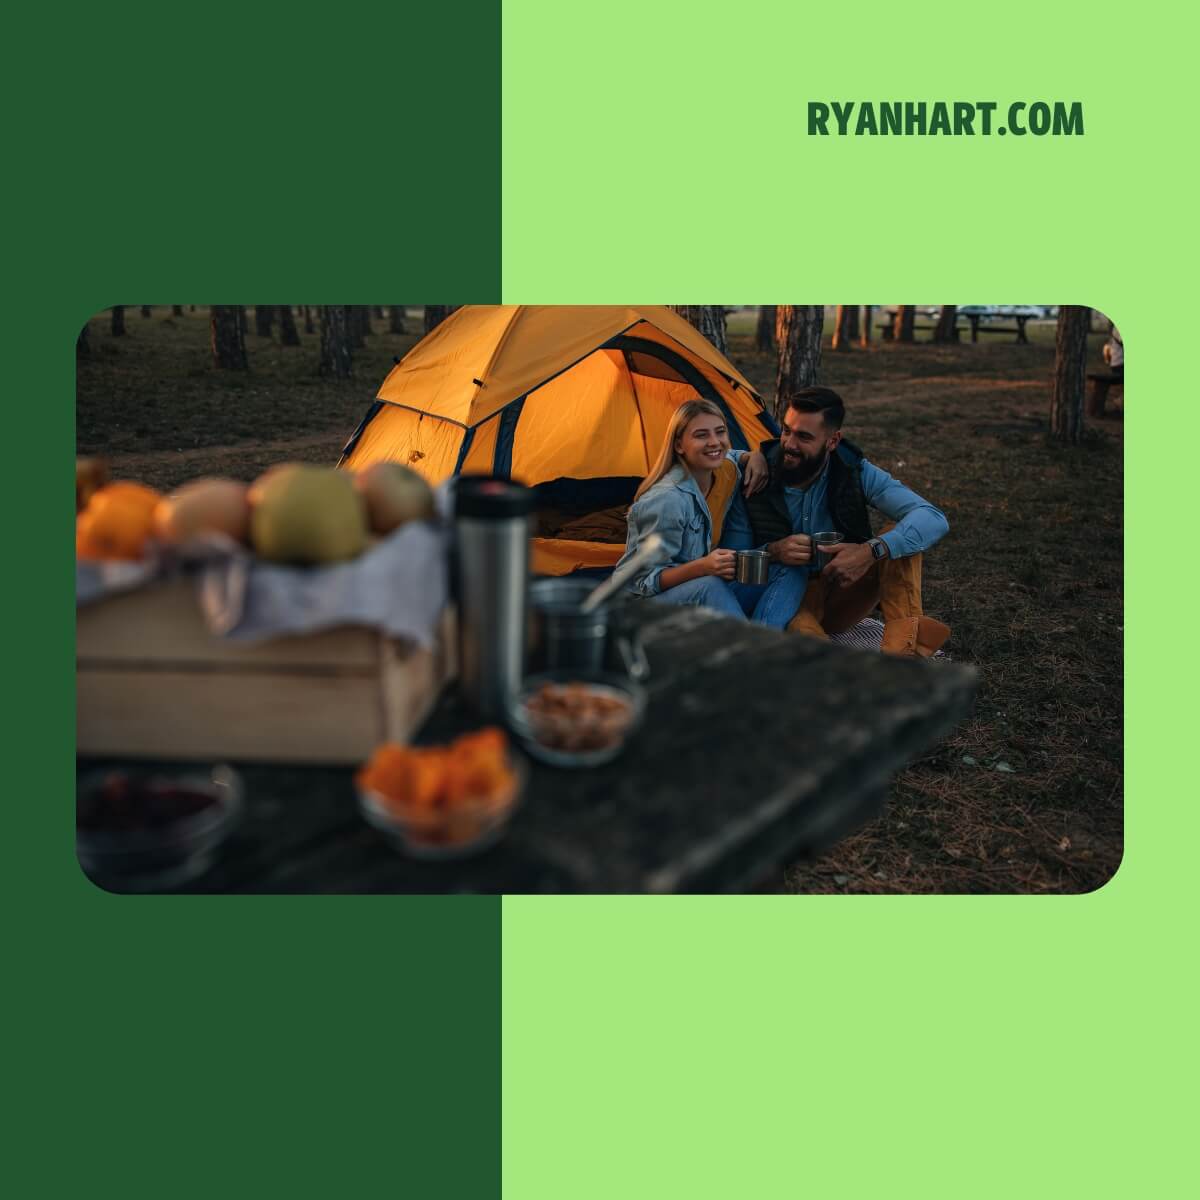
[616,632,650,682]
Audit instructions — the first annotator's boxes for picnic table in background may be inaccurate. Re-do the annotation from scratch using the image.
[79,605,976,894]
[881,308,1036,344]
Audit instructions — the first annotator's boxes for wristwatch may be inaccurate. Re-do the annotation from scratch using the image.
[867,537,889,560]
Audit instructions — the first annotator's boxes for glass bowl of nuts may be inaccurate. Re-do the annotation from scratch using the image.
[509,670,646,768]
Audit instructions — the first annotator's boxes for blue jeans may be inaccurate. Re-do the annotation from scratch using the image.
[651,566,808,629]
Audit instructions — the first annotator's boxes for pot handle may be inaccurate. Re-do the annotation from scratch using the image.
[616,632,650,682]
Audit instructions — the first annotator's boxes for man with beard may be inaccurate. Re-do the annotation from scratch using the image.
[720,387,951,656]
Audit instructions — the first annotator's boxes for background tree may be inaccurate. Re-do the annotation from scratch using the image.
[111,306,126,336]
[832,305,858,351]
[755,305,776,352]
[319,305,353,377]
[278,304,301,346]
[668,305,727,354]
[860,305,873,347]
[774,305,824,419]
[172,305,184,317]
[303,305,315,334]
[255,305,275,338]
[390,305,407,334]
[893,305,915,343]
[1051,305,1090,444]
[933,305,959,344]
[424,305,458,334]
[210,305,248,369]
[141,306,152,318]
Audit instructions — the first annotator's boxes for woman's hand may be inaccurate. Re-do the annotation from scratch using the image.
[700,549,737,580]
[742,450,769,496]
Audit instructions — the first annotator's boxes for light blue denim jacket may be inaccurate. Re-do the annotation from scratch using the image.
[618,451,745,597]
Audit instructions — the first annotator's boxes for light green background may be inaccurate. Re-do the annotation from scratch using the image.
[502,2,1190,1195]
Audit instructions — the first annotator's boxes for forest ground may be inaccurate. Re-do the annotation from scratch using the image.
[77,306,1124,893]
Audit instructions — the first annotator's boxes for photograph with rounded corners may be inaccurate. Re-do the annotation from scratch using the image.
[75,304,1123,894]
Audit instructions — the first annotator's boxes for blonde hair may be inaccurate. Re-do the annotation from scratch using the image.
[634,398,727,502]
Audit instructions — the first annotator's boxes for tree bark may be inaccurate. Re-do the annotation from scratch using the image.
[255,305,275,338]
[1051,306,1089,444]
[755,305,776,352]
[893,305,915,343]
[668,305,727,355]
[424,305,458,334]
[211,305,248,369]
[278,304,301,346]
[319,305,353,377]
[933,305,959,344]
[832,305,856,351]
[303,305,315,334]
[860,305,873,347]
[111,306,126,336]
[390,305,407,334]
[172,305,184,317]
[774,305,824,420]
[141,306,152,318]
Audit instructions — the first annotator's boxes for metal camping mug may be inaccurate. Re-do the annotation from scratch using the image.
[734,549,770,585]
[528,578,650,681]
[811,531,844,576]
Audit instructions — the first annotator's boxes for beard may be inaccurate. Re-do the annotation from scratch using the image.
[779,445,829,486]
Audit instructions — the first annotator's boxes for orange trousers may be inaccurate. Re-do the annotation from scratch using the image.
[789,525,923,635]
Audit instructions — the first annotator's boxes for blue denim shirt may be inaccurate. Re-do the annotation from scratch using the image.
[618,452,745,596]
[721,456,948,557]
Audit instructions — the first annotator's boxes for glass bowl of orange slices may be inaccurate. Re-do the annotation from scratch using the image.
[355,728,525,859]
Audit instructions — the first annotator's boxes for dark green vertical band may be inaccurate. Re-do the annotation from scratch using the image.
[8,2,502,1197]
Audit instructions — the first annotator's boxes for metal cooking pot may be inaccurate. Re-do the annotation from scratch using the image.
[528,578,649,680]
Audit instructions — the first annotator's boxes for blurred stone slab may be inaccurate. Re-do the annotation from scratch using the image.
[83,604,976,894]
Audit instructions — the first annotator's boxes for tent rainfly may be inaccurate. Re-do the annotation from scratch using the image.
[340,305,778,575]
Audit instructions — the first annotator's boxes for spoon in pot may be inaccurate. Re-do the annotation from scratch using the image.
[580,534,665,613]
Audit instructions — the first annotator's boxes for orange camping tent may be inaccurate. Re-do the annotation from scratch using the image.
[339,305,778,575]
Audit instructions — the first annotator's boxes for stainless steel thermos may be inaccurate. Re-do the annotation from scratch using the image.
[453,475,535,717]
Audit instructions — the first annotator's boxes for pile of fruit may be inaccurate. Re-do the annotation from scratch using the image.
[356,729,521,849]
[76,459,435,565]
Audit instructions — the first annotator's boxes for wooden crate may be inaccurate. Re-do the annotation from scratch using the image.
[76,577,453,764]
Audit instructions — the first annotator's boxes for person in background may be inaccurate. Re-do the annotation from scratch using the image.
[1103,322,1124,379]
[618,399,785,621]
[720,387,951,656]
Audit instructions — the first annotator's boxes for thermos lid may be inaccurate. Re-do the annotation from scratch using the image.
[454,474,535,519]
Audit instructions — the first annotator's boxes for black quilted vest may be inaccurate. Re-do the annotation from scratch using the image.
[743,438,874,545]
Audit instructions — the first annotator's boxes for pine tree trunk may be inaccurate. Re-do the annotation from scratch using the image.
[211,305,248,369]
[255,305,275,338]
[172,305,184,317]
[303,305,315,334]
[1051,305,1089,444]
[278,304,301,346]
[668,305,727,355]
[357,305,372,341]
[894,305,915,342]
[390,305,407,334]
[933,305,959,343]
[832,305,856,351]
[111,306,126,336]
[774,305,824,420]
[755,305,777,352]
[319,305,353,377]
[860,306,873,347]
[141,306,152,318]
[424,305,457,334]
